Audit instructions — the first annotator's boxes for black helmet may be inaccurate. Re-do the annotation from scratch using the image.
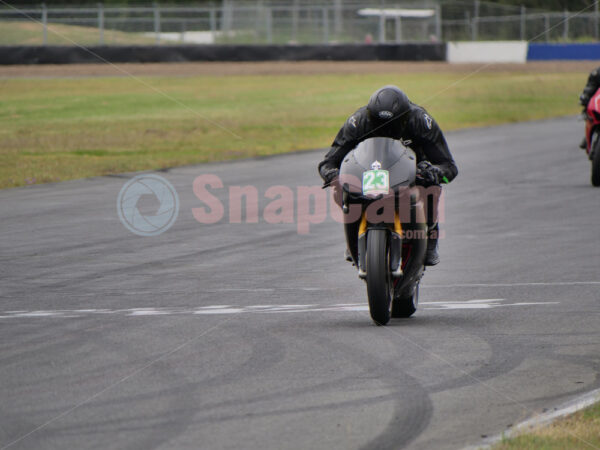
[367,85,410,124]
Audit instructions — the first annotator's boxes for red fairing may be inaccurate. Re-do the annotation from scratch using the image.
[585,88,600,155]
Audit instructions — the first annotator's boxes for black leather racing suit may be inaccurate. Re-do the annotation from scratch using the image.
[318,104,458,183]
[318,103,458,265]
[580,66,600,106]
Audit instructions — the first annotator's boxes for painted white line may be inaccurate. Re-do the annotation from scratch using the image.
[424,299,505,304]
[509,302,561,306]
[464,388,600,450]
[424,300,560,310]
[194,308,244,315]
[0,299,558,320]
[213,288,275,292]
[424,281,600,288]
[128,310,172,316]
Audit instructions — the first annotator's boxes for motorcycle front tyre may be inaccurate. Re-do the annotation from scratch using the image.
[591,137,600,187]
[366,229,392,326]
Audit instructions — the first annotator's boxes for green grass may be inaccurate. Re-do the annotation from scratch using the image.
[0,70,584,188]
[0,21,157,46]
[493,401,600,449]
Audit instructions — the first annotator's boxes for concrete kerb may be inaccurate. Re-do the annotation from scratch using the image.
[463,387,600,450]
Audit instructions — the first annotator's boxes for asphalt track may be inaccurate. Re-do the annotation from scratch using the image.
[1,116,599,450]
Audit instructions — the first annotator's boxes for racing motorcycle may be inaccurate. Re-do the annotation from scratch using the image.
[584,88,600,186]
[334,137,435,325]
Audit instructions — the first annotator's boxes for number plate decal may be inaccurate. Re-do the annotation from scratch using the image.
[362,169,390,196]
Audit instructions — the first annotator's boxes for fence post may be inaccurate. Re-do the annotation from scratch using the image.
[544,13,550,42]
[563,9,568,41]
[333,0,342,36]
[41,3,47,45]
[394,16,402,43]
[209,8,216,42]
[520,5,526,41]
[435,4,442,41]
[291,0,298,43]
[266,6,273,44]
[465,10,470,40]
[378,11,385,43]
[322,7,329,43]
[153,2,161,44]
[222,0,232,35]
[471,0,479,41]
[595,2,600,41]
[255,0,261,42]
[98,3,104,45]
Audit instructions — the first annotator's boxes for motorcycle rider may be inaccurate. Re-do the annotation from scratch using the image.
[318,85,458,266]
[579,66,600,149]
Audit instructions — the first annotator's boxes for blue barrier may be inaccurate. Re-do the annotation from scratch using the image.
[527,43,600,60]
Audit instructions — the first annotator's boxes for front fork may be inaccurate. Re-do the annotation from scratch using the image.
[357,212,403,279]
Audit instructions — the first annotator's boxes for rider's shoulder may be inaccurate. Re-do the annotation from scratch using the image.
[406,104,436,132]
[345,106,368,130]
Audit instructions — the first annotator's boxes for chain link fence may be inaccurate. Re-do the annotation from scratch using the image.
[1,0,599,46]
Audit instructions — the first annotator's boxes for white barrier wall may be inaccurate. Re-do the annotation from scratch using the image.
[447,41,528,63]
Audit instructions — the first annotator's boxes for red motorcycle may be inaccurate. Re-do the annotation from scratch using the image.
[584,88,600,186]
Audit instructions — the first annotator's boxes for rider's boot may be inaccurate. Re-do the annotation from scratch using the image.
[424,224,440,266]
[580,137,587,149]
[344,248,353,262]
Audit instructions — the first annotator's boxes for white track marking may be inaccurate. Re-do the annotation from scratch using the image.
[423,299,560,310]
[0,299,559,320]
[193,308,245,314]
[424,281,600,288]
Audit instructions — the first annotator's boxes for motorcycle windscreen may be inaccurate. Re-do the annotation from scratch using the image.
[339,137,417,194]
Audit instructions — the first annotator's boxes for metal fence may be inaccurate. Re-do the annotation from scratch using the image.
[1,0,599,46]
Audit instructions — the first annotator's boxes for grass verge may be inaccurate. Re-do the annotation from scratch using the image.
[493,400,600,449]
[0,69,584,188]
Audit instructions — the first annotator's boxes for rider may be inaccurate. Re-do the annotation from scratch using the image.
[318,85,458,266]
[579,66,600,148]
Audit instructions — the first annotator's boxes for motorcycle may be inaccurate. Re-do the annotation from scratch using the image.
[334,137,436,325]
[584,88,600,186]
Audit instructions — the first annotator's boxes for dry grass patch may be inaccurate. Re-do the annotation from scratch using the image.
[494,401,600,450]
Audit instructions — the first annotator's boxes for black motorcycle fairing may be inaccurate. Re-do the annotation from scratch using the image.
[339,137,417,196]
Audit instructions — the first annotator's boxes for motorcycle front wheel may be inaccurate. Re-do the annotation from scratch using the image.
[592,137,600,187]
[366,229,392,325]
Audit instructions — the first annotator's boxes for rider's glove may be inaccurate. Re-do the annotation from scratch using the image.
[320,166,339,187]
[580,93,589,107]
[416,161,443,186]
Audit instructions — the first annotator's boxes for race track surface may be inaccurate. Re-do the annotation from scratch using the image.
[1,116,599,450]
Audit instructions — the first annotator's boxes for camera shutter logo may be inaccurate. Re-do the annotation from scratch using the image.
[117,174,179,236]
